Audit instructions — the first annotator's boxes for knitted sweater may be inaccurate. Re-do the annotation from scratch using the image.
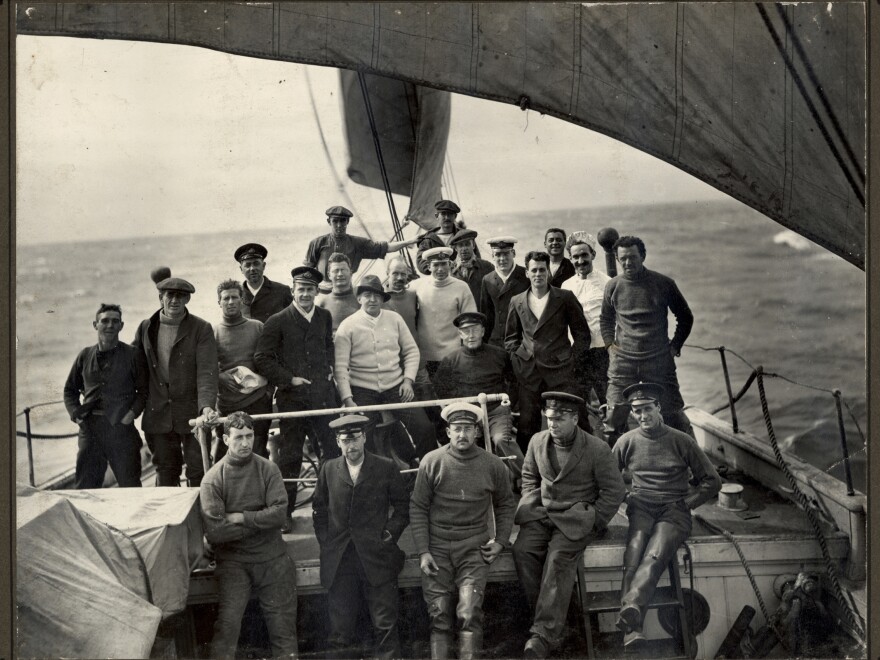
[199,453,288,563]
[334,309,420,400]
[413,276,477,362]
[432,344,514,407]
[599,267,693,358]
[409,444,515,554]
[214,316,265,410]
[612,424,721,509]
[382,288,419,341]
[316,289,360,336]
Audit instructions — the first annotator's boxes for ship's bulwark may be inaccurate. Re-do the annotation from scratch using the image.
[16,2,866,267]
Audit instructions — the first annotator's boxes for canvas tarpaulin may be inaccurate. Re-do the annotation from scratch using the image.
[15,2,866,267]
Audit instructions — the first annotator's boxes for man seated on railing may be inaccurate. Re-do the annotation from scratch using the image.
[334,274,435,459]
[410,403,515,660]
[200,411,297,659]
[63,303,148,488]
[513,392,625,659]
[611,382,721,650]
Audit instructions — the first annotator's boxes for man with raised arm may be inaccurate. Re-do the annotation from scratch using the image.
[480,236,530,347]
[133,269,218,487]
[234,243,293,323]
[543,227,575,288]
[513,392,626,658]
[600,235,695,442]
[505,251,591,450]
[64,303,148,488]
[200,411,297,659]
[410,402,515,660]
[312,415,410,659]
[611,383,720,649]
[255,266,339,531]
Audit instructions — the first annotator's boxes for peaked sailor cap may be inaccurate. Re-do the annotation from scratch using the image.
[290,266,323,285]
[622,382,665,405]
[440,402,483,425]
[541,391,584,413]
[423,246,454,261]
[329,414,370,438]
[487,236,518,250]
[234,243,268,262]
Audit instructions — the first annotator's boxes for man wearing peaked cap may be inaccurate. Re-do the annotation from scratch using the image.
[480,236,530,346]
[450,229,495,304]
[410,401,515,660]
[234,242,293,324]
[313,413,410,658]
[611,385,720,648]
[512,391,626,658]
[415,199,482,275]
[433,312,523,481]
[304,205,419,283]
[133,267,218,487]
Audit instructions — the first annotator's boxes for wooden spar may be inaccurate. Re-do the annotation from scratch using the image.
[284,455,519,482]
[188,393,511,428]
[197,426,212,476]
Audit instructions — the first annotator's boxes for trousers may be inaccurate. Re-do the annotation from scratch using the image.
[146,430,204,487]
[351,385,436,458]
[484,405,524,480]
[75,415,143,488]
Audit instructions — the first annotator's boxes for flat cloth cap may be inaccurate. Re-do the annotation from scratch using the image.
[423,246,454,262]
[440,402,483,425]
[156,277,195,294]
[622,382,665,405]
[453,312,487,329]
[234,243,268,262]
[487,236,518,250]
[434,199,461,213]
[329,414,370,437]
[542,391,584,413]
[450,229,478,246]
[326,206,353,219]
[291,266,323,285]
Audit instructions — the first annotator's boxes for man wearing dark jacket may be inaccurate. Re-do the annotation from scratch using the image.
[312,415,410,659]
[544,228,575,288]
[64,303,148,488]
[480,236,530,346]
[449,229,494,304]
[235,243,293,323]
[255,266,340,525]
[416,200,482,275]
[133,271,218,487]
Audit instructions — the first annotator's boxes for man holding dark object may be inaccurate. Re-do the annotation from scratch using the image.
[234,243,293,323]
[312,415,410,659]
[479,236,530,347]
[64,303,147,488]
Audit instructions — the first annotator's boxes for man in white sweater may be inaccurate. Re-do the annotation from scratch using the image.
[335,274,435,458]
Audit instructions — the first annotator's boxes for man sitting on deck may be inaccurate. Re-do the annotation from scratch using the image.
[200,411,298,659]
[611,382,721,649]
[513,392,626,659]
[312,415,410,659]
[410,402,516,660]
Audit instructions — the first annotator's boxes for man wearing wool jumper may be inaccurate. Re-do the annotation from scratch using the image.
[200,412,298,659]
[312,415,410,659]
[315,252,361,337]
[513,392,626,659]
[600,235,695,442]
[611,383,721,649]
[410,402,515,660]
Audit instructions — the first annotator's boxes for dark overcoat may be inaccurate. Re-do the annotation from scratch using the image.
[242,277,293,324]
[549,258,576,288]
[480,265,530,346]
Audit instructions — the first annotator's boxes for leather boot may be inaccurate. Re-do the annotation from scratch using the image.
[430,632,452,660]
[459,631,480,660]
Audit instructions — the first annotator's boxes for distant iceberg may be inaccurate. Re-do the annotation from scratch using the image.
[773,230,812,251]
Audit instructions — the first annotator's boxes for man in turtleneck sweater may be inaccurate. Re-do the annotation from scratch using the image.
[410,403,515,660]
[611,383,720,649]
[133,271,218,487]
[200,411,297,659]
[600,235,694,442]
[432,312,523,480]
[513,392,626,659]
[315,253,360,337]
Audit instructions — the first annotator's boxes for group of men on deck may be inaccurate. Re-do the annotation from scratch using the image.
[63,200,721,657]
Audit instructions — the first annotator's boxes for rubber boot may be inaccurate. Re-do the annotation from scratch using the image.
[459,631,480,660]
[430,632,452,660]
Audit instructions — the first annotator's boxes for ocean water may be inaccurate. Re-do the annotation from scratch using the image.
[15,199,867,491]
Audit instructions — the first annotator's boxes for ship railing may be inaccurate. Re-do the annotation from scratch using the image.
[15,400,78,487]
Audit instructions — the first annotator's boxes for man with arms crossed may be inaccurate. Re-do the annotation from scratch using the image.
[64,303,148,488]
[612,383,720,648]
[410,402,515,660]
[312,415,410,659]
[200,411,297,659]
[513,392,626,658]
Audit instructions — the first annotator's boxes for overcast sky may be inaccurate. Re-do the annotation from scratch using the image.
[16,35,723,245]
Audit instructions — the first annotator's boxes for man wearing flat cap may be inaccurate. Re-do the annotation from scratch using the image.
[611,383,720,649]
[410,402,515,660]
[133,269,218,486]
[335,274,435,458]
[416,200,482,275]
[312,415,410,659]
[480,236,530,347]
[513,392,626,658]
[234,243,293,323]
[304,205,418,283]
[450,229,494,305]
[255,266,340,528]
[433,312,524,480]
